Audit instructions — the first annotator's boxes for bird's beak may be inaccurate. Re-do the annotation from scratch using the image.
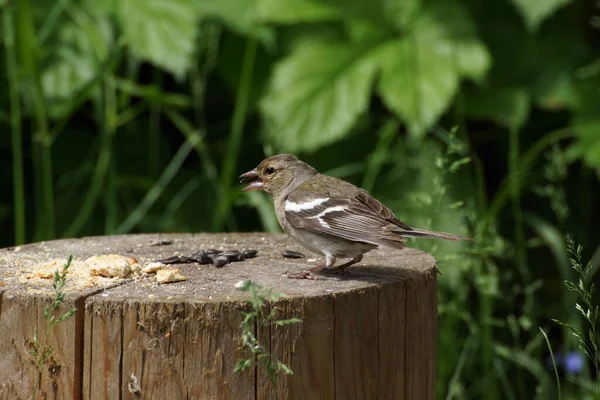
[239,169,263,191]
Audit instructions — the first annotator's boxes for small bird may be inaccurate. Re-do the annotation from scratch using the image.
[240,154,469,279]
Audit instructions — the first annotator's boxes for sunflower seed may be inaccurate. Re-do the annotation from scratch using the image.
[282,250,305,259]
[221,251,245,262]
[213,255,230,268]
[190,251,212,264]
[157,255,188,264]
[242,249,258,259]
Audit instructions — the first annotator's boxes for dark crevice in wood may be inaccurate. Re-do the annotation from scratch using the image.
[332,294,337,400]
[86,303,93,400]
[403,282,409,400]
[183,303,188,400]
[118,300,124,400]
[254,304,258,400]
[73,297,86,400]
[376,286,380,400]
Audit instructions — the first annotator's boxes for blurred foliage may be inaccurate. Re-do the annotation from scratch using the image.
[1,0,600,398]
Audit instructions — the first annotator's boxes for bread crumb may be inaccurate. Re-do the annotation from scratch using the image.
[26,259,70,279]
[142,262,166,274]
[86,254,136,278]
[156,268,186,284]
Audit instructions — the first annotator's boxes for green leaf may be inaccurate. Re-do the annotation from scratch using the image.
[261,40,378,152]
[257,0,339,24]
[313,0,420,28]
[274,317,302,326]
[509,0,571,31]
[568,77,600,168]
[376,3,490,137]
[564,280,578,292]
[524,213,571,278]
[261,1,489,147]
[456,40,492,82]
[118,0,198,79]
[198,0,257,29]
[196,0,273,43]
[464,86,530,129]
[277,360,294,374]
[377,38,458,137]
[41,12,112,104]
[494,344,553,395]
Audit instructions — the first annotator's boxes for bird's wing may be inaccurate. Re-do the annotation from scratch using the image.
[284,188,410,249]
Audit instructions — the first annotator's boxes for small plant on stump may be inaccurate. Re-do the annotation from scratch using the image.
[26,255,77,399]
[235,280,301,399]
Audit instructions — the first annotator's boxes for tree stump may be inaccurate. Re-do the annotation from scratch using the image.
[0,233,437,399]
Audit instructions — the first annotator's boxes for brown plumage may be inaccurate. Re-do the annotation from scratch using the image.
[240,154,469,279]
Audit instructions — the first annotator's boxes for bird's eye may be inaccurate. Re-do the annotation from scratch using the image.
[265,167,275,175]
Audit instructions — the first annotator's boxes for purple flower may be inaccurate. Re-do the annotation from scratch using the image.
[563,351,584,374]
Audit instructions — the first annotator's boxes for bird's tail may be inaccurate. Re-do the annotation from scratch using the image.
[398,227,471,241]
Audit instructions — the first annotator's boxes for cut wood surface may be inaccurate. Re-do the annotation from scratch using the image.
[0,233,437,399]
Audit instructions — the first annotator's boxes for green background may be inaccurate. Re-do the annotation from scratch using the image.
[1,0,600,398]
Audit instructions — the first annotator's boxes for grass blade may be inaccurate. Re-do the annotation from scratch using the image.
[115,135,199,233]
[2,8,26,244]
[539,327,562,400]
[215,38,258,231]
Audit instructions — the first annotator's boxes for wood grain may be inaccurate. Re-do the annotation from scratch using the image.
[0,233,438,399]
[83,299,124,400]
[0,293,83,400]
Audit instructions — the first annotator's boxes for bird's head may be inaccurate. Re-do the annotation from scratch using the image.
[239,154,317,197]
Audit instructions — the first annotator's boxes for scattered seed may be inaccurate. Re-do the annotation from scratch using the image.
[213,255,230,268]
[222,251,245,262]
[158,248,255,268]
[190,251,212,264]
[157,255,188,264]
[282,250,305,259]
[242,249,257,259]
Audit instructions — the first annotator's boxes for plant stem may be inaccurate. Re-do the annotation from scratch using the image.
[36,0,70,45]
[3,9,26,245]
[480,292,495,400]
[104,83,118,234]
[509,127,528,281]
[149,69,163,178]
[115,135,199,234]
[214,38,258,231]
[63,82,114,238]
[508,126,528,398]
[15,0,55,239]
[483,128,574,229]
[539,327,561,400]
[165,109,220,195]
[362,118,399,192]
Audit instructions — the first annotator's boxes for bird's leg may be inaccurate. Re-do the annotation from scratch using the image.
[287,254,336,280]
[334,254,363,272]
[321,254,362,276]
